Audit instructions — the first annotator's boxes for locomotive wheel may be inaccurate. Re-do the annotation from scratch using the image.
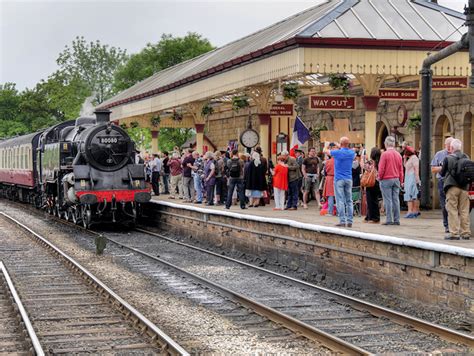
[82,206,92,229]
[72,207,81,225]
[65,208,72,222]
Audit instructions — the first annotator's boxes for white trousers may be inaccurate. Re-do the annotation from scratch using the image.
[274,188,286,209]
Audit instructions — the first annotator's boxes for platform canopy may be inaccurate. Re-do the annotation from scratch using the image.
[100,0,468,128]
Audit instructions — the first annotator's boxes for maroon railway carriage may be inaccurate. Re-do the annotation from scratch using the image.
[0,132,42,205]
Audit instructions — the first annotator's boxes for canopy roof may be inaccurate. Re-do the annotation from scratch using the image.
[101,0,466,115]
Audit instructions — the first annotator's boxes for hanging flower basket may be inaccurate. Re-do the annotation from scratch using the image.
[201,103,214,117]
[232,96,249,112]
[130,121,139,129]
[328,73,351,95]
[172,109,183,122]
[120,123,128,130]
[150,115,161,127]
[283,83,300,101]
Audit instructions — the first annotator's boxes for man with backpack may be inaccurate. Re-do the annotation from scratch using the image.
[225,149,247,210]
[440,139,472,240]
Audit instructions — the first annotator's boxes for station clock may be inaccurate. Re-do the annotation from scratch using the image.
[240,128,259,149]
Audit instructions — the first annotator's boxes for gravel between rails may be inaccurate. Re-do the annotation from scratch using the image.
[0,201,328,355]
[0,215,163,354]
[0,270,36,354]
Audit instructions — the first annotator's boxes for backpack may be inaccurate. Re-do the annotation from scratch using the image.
[452,155,474,187]
[229,158,241,178]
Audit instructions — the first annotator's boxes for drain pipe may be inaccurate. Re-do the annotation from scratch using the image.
[419,35,468,208]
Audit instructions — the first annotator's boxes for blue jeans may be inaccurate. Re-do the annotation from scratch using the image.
[327,196,335,216]
[438,179,448,229]
[286,180,299,209]
[380,178,401,224]
[334,179,353,224]
[162,173,170,194]
[226,178,246,209]
[193,173,203,202]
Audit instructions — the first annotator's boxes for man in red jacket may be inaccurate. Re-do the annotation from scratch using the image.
[378,136,404,225]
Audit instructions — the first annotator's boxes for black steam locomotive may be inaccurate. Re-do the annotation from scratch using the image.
[0,109,150,227]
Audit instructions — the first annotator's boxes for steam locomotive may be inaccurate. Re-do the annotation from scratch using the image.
[0,109,151,227]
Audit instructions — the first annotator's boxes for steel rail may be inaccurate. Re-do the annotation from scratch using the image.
[0,261,45,356]
[84,228,370,355]
[135,227,474,349]
[0,212,189,356]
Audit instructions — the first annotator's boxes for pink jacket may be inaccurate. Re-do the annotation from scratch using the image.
[378,148,404,182]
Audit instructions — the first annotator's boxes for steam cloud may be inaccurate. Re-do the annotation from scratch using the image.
[79,94,96,117]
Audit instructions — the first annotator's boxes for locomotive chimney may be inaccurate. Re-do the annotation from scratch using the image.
[94,108,111,124]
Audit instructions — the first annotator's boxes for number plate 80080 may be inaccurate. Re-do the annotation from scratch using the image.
[99,137,118,144]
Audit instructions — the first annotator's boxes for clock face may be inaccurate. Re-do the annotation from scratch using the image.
[397,105,407,126]
[240,129,259,148]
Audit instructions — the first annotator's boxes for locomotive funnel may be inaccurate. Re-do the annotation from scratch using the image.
[94,108,111,124]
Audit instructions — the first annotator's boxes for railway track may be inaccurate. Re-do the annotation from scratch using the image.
[0,212,188,355]
[3,201,473,354]
[95,226,473,355]
[0,261,43,355]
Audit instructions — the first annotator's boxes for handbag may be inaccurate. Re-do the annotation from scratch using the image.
[361,168,376,188]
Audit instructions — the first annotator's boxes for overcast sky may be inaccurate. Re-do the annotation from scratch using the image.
[0,0,468,90]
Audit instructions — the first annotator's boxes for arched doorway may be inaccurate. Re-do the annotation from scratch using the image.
[433,115,453,209]
[376,121,388,149]
[434,115,452,152]
[463,112,473,157]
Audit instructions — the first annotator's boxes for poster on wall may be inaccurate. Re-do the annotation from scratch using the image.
[227,140,238,152]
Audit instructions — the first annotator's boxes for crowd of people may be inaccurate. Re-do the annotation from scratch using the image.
[141,135,472,241]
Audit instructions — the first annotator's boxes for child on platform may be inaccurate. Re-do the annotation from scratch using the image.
[273,155,288,210]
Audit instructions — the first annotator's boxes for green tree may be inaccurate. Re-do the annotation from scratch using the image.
[126,127,151,151]
[0,119,28,139]
[57,36,127,104]
[0,83,21,121]
[37,71,90,120]
[114,32,214,92]
[158,128,194,152]
[18,87,59,129]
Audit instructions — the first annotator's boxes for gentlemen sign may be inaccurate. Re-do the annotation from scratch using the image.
[270,104,294,116]
[309,95,356,111]
[379,89,419,101]
[432,76,468,90]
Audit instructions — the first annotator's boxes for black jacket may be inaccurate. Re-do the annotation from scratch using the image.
[440,150,470,192]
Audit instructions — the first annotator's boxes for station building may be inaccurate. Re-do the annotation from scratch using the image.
[100,0,471,206]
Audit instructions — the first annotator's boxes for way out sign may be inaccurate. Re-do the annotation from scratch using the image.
[309,95,356,111]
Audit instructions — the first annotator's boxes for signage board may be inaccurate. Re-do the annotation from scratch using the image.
[432,76,468,90]
[270,104,294,116]
[309,95,356,111]
[379,89,419,101]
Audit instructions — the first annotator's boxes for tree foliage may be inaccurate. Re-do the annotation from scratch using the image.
[158,128,194,152]
[126,127,151,151]
[37,71,90,120]
[114,32,214,92]
[57,36,127,104]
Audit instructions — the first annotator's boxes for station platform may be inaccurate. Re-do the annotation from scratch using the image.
[151,196,474,253]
